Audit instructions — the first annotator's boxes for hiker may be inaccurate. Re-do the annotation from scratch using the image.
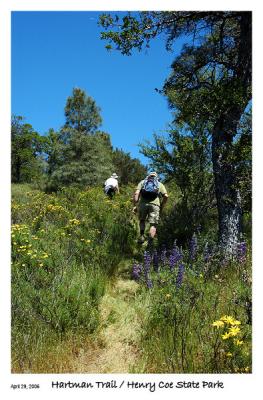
[104,173,119,199]
[133,171,168,244]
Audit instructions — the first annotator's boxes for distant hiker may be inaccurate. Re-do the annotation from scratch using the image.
[133,171,168,244]
[104,173,119,199]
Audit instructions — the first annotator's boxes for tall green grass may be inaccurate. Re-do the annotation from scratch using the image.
[11,184,137,372]
[131,240,252,373]
[11,183,252,374]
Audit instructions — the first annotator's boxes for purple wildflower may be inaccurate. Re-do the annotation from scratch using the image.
[189,233,198,261]
[160,247,167,267]
[144,250,153,288]
[132,263,142,281]
[144,251,151,276]
[153,250,159,272]
[146,279,153,289]
[176,261,185,288]
[237,241,247,263]
[203,242,212,263]
[169,242,182,271]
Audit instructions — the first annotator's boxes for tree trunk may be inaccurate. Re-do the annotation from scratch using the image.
[211,12,252,258]
[212,112,243,257]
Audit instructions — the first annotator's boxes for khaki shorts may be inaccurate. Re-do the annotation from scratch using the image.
[138,202,160,225]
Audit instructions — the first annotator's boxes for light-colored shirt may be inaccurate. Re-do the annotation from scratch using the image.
[136,179,168,206]
[105,177,118,188]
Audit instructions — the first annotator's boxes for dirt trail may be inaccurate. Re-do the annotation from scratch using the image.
[71,277,145,373]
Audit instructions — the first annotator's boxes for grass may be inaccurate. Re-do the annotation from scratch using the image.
[11,183,252,374]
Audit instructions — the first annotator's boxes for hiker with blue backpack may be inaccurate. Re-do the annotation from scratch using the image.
[133,171,168,244]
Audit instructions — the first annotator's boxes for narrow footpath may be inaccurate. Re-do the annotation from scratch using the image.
[71,272,146,373]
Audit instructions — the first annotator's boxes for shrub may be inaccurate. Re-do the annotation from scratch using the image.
[11,184,137,372]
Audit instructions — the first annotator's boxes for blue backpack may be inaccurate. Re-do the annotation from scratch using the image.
[141,176,159,201]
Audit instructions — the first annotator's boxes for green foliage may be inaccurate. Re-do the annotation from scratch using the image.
[141,127,215,243]
[11,184,137,371]
[64,87,102,133]
[99,11,252,256]
[47,129,114,190]
[233,108,252,213]
[11,115,47,184]
[46,88,114,191]
[112,148,147,185]
[132,239,252,373]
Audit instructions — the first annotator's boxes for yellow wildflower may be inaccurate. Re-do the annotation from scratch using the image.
[226,352,233,357]
[212,320,225,328]
[234,339,244,346]
[228,326,241,336]
[220,315,236,325]
[222,332,231,340]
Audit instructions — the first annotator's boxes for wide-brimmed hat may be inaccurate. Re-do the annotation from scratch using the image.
[111,173,119,179]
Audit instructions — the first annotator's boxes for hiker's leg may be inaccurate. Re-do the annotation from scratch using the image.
[149,224,157,238]
[148,205,160,234]
[108,188,114,199]
[138,204,147,244]
[148,204,159,239]
[139,220,146,236]
[138,203,148,235]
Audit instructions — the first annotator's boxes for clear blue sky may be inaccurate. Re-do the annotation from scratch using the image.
[12,11,183,164]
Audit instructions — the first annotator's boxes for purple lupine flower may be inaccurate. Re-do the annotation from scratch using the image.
[146,278,153,289]
[153,250,159,272]
[169,242,181,271]
[176,261,185,288]
[132,263,142,281]
[144,251,151,276]
[203,242,212,263]
[237,241,247,263]
[169,252,177,271]
[143,250,153,289]
[189,233,198,261]
[160,247,167,268]
[143,251,154,289]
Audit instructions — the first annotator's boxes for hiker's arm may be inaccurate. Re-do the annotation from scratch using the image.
[133,189,140,205]
[160,194,168,212]
[133,189,140,213]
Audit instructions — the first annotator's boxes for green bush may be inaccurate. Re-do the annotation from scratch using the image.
[11,184,137,371]
[131,239,252,373]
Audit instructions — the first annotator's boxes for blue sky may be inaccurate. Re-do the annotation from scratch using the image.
[12,11,183,164]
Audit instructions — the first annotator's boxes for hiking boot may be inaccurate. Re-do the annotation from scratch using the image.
[137,235,146,244]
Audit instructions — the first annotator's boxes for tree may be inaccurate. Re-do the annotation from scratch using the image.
[65,87,102,133]
[11,115,46,183]
[140,124,215,239]
[112,148,147,185]
[99,11,252,256]
[47,89,114,190]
